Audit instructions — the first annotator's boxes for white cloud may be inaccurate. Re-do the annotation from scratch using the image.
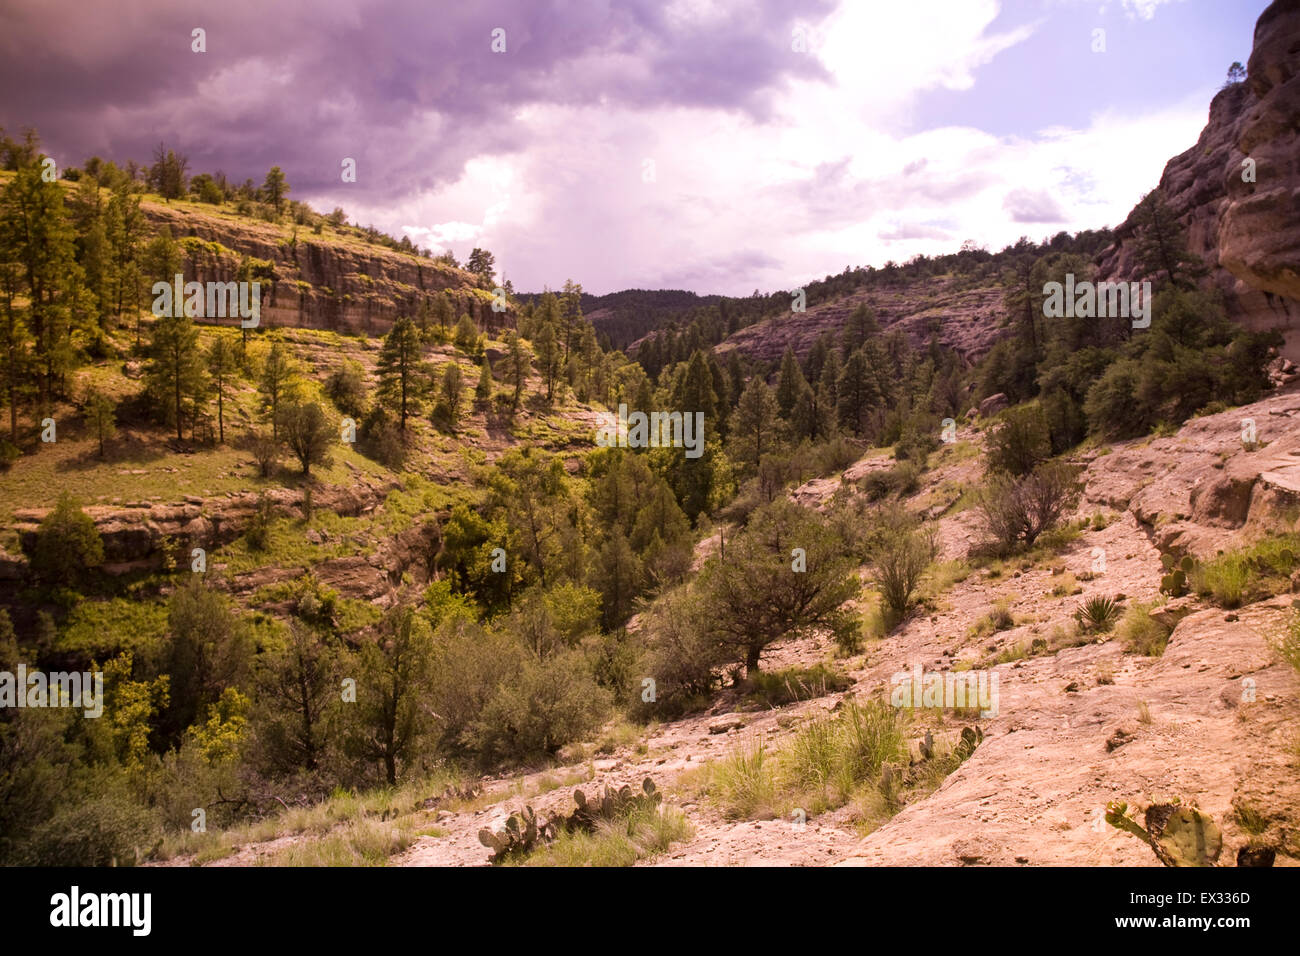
[306,0,1210,295]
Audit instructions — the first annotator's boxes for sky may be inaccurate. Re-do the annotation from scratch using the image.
[0,0,1271,296]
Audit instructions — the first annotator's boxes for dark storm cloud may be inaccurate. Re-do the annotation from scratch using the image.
[0,0,833,201]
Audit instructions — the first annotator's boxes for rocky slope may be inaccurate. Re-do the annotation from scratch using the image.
[714,273,1005,366]
[162,386,1300,868]
[1096,0,1300,359]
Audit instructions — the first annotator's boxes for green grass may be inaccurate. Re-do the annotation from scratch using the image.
[217,516,360,575]
[1118,601,1172,656]
[969,599,1016,639]
[709,739,779,820]
[708,700,910,818]
[154,770,467,864]
[744,663,852,707]
[257,817,416,866]
[1276,610,1300,677]
[1191,534,1300,609]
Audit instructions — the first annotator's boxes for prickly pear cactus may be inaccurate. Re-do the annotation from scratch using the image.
[1146,804,1222,867]
[1160,569,1187,597]
[1105,800,1221,867]
[954,725,983,762]
[568,777,662,833]
[477,805,557,863]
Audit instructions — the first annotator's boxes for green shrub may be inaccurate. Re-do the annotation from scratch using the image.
[20,786,158,866]
[986,404,1051,476]
[871,517,936,629]
[469,649,611,763]
[862,461,921,501]
[975,461,1081,556]
[31,493,104,588]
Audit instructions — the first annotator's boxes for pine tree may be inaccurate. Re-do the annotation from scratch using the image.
[730,376,780,474]
[262,166,289,216]
[475,354,494,405]
[836,348,878,438]
[208,336,237,443]
[1133,188,1203,290]
[840,303,880,357]
[376,317,426,431]
[146,311,206,440]
[440,362,464,432]
[534,321,562,403]
[258,340,298,439]
[105,182,144,327]
[0,156,79,416]
[775,346,807,418]
[502,331,530,411]
[84,389,116,458]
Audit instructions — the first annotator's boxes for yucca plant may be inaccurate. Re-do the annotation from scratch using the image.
[1075,595,1121,633]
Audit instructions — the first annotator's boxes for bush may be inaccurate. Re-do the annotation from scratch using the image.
[245,493,275,551]
[871,517,937,629]
[248,429,281,477]
[1085,359,1154,440]
[975,461,1081,556]
[20,785,158,866]
[359,406,406,470]
[325,359,368,418]
[634,586,723,717]
[861,460,921,501]
[470,649,611,763]
[30,493,104,588]
[985,404,1051,476]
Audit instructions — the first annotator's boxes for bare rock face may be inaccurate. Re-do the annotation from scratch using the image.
[11,481,392,570]
[1219,0,1300,305]
[141,204,507,338]
[1189,474,1258,528]
[712,273,1005,367]
[1095,0,1300,359]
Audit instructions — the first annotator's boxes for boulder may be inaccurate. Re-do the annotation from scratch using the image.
[1189,475,1257,527]
[978,393,1009,418]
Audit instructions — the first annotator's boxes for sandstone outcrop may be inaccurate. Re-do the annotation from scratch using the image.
[142,203,508,338]
[1096,0,1300,358]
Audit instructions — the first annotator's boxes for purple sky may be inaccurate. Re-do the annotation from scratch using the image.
[0,0,1270,295]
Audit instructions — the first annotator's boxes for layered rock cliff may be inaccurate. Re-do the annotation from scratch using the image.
[1096,0,1300,357]
[142,203,504,337]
